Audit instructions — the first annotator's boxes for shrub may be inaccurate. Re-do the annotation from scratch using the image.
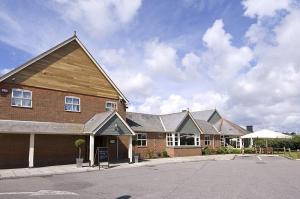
[203,147,212,155]
[216,147,228,154]
[244,147,255,154]
[253,136,300,150]
[226,145,234,154]
[161,150,168,157]
[74,139,85,159]
[232,148,241,154]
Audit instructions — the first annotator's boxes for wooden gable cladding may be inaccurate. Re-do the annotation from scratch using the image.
[4,40,119,99]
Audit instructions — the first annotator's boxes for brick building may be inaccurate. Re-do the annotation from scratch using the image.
[0,35,249,169]
[0,35,135,169]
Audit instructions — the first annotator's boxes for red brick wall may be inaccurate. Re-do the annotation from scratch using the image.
[134,132,166,159]
[166,147,202,157]
[0,83,126,123]
[201,134,221,149]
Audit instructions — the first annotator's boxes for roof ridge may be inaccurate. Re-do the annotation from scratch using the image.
[159,115,167,132]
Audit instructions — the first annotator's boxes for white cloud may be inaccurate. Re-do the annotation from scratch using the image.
[200,19,253,81]
[0,68,13,76]
[52,0,141,38]
[144,39,184,80]
[242,0,291,18]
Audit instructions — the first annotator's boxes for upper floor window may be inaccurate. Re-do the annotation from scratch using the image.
[204,135,211,146]
[11,89,32,108]
[105,101,117,111]
[136,133,147,147]
[64,96,80,112]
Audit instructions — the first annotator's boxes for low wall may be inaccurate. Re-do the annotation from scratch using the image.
[166,146,202,157]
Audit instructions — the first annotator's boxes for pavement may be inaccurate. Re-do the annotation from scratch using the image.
[0,154,235,180]
[0,154,299,199]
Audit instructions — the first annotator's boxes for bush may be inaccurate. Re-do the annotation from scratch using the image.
[253,136,300,150]
[232,148,241,154]
[244,147,256,154]
[226,145,234,154]
[216,147,228,154]
[203,147,217,155]
[161,150,168,157]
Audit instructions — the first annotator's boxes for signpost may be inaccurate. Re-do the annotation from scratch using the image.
[95,147,109,170]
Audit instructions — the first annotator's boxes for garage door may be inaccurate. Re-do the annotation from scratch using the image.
[34,134,87,167]
[0,134,29,169]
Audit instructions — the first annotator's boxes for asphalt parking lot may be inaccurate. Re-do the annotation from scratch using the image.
[0,155,299,199]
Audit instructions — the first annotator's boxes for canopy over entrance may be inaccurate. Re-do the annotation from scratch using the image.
[241,129,292,139]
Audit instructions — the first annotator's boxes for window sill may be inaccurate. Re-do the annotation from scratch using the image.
[167,146,201,149]
[136,146,148,148]
[11,105,32,109]
[64,110,81,113]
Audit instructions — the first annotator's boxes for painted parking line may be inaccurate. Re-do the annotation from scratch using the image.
[0,190,78,196]
[257,155,263,161]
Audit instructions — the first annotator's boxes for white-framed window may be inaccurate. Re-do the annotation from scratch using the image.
[105,101,117,111]
[64,96,80,112]
[221,135,225,147]
[195,134,200,146]
[174,133,179,146]
[180,133,195,146]
[204,135,211,146]
[11,88,32,108]
[166,133,173,146]
[136,133,147,147]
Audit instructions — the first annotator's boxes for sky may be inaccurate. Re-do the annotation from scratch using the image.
[0,0,300,132]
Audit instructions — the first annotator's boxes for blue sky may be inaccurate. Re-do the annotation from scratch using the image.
[1,0,300,132]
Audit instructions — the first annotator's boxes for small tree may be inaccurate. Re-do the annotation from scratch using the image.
[75,139,86,159]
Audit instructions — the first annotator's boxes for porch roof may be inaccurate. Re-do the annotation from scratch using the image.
[0,120,84,135]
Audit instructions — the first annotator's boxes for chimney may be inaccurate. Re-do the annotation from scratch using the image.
[246,125,253,132]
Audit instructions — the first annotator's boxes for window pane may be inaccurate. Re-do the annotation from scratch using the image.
[180,133,195,145]
[73,98,80,105]
[66,97,72,103]
[12,98,22,106]
[65,104,73,111]
[23,91,31,99]
[22,99,32,107]
[13,90,22,98]
[142,140,146,146]
[73,105,80,112]
[137,140,142,146]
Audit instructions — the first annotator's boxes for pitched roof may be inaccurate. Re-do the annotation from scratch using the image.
[126,112,165,132]
[160,111,188,131]
[126,111,203,133]
[191,109,216,121]
[84,111,115,132]
[195,120,219,135]
[214,118,249,136]
[0,35,128,103]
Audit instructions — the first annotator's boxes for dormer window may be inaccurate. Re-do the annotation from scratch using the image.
[11,89,32,108]
[105,101,117,111]
[64,96,80,112]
